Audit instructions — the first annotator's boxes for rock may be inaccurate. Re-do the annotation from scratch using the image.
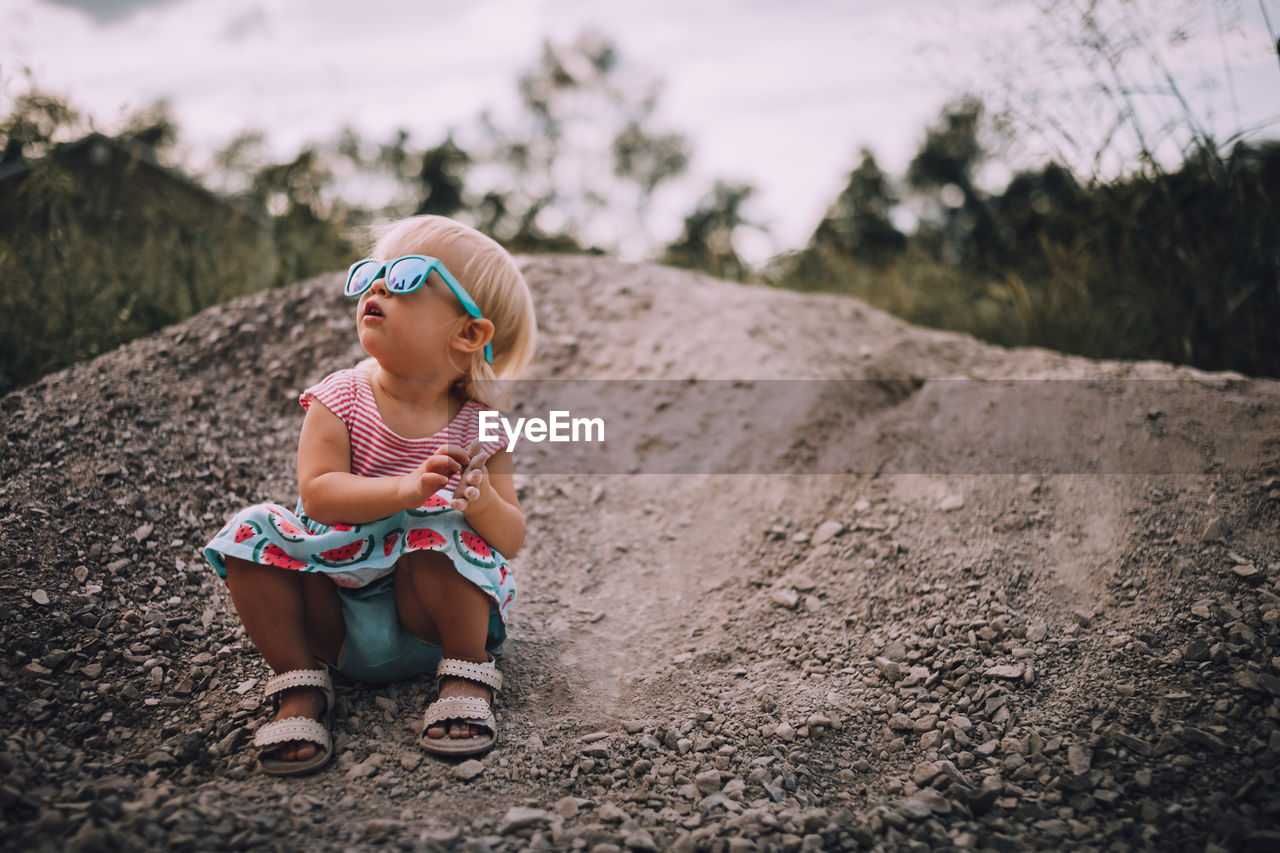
[910,788,951,814]
[1183,640,1210,662]
[770,588,800,609]
[775,722,796,742]
[1109,729,1153,756]
[939,494,965,512]
[1181,727,1229,752]
[1067,744,1091,775]
[598,802,628,823]
[624,829,658,851]
[876,657,903,681]
[144,750,175,768]
[889,713,914,731]
[1200,516,1229,543]
[453,759,485,781]
[31,589,49,606]
[812,520,843,545]
[984,665,1022,681]
[695,769,722,794]
[1231,563,1260,580]
[898,798,933,820]
[499,807,552,835]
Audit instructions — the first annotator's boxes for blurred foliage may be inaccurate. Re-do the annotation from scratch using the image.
[0,131,275,394]
[471,31,692,256]
[772,96,1280,376]
[661,182,760,282]
[3,14,1276,393]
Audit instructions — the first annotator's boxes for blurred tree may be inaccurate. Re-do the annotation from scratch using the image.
[474,31,691,256]
[415,135,470,217]
[811,149,905,266]
[661,181,759,282]
[118,100,179,159]
[0,84,80,164]
[906,96,1004,267]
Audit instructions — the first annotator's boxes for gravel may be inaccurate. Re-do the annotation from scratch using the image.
[2,257,1279,850]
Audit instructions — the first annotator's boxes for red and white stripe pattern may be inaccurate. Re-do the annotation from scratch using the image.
[300,369,510,492]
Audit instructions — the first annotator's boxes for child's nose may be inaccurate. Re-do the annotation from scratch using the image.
[370,277,390,296]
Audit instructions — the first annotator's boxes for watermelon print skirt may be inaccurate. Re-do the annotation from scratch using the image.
[203,495,516,628]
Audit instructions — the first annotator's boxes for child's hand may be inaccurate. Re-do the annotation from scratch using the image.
[398,445,469,510]
[449,440,493,512]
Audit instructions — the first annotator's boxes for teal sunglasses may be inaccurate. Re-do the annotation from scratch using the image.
[345,254,492,363]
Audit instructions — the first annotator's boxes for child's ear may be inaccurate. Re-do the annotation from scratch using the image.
[452,318,495,357]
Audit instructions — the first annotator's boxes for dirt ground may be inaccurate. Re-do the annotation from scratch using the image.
[2,255,1279,852]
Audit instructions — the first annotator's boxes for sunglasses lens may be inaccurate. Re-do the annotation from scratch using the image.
[346,261,379,297]
[387,257,429,294]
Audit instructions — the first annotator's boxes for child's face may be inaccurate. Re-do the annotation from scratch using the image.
[355,240,474,375]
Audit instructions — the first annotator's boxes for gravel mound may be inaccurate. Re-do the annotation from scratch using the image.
[2,256,1279,851]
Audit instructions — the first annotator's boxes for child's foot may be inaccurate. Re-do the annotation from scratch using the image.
[264,686,328,761]
[424,677,492,740]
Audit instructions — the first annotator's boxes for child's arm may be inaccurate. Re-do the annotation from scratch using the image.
[453,448,526,558]
[297,404,467,526]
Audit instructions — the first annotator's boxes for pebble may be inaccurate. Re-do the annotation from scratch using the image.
[812,520,843,545]
[984,665,1022,681]
[499,807,553,834]
[694,769,722,794]
[454,759,485,781]
[624,829,658,851]
[770,588,800,609]
[1200,516,1229,542]
[31,589,49,606]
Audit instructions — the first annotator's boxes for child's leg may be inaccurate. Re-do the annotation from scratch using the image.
[224,556,346,761]
[392,551,493,740]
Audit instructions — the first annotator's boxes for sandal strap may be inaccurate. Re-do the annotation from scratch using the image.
[436,657,502,693]
[264,668,334,706]
[254,716,332,751]
[422,696,496,732]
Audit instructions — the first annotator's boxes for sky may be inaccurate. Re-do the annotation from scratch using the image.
[5,0,1279,263]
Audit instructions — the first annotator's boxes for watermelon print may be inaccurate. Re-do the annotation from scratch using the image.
[234,520,262,543]
[268,509,309,542]
[453,529,498,568]
[331,522,362,532]
[382,529,403,556]
[252,540,309,570]
[408,492,452,516]
[314,535,375,568]
[407,528,448,551]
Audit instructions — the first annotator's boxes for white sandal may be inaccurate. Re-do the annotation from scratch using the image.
[420,656,502,757]
[253,666,335,776]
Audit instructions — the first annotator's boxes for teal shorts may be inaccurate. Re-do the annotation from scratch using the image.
[333,574,506,684]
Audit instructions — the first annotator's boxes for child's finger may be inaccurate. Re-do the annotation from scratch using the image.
[433,444,471,468]
[421,471,449,492]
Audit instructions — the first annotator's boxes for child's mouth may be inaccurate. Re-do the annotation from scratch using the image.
[364,302,384,319]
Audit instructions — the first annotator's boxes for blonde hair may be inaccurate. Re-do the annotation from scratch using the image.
[368,215,536,409]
